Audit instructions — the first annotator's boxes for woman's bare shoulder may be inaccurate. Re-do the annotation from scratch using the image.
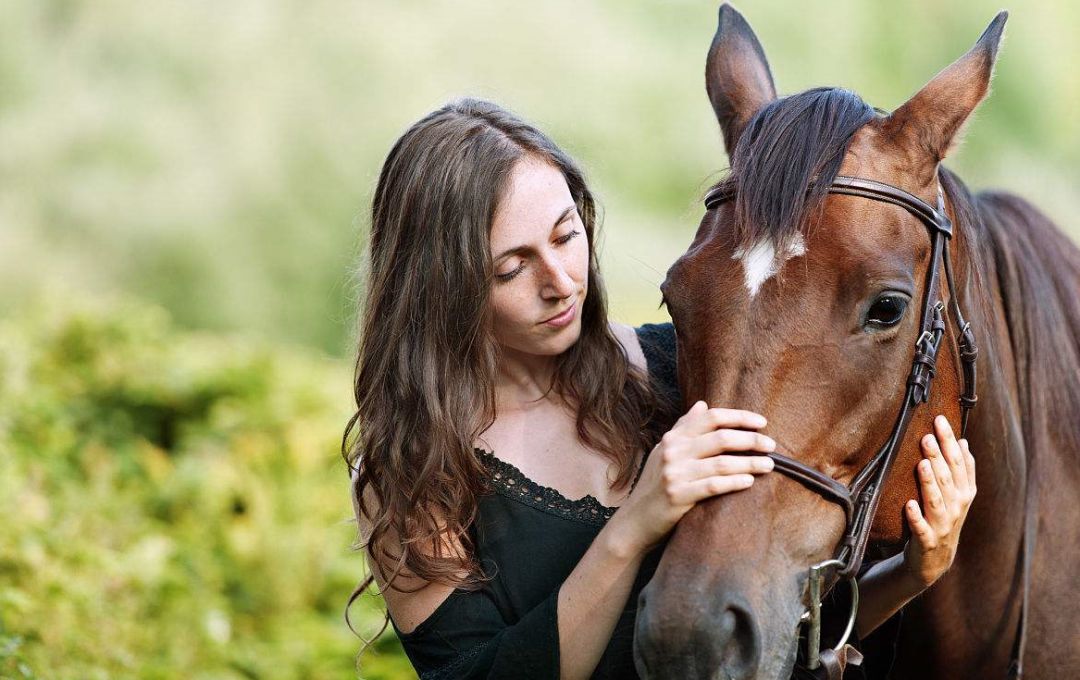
[350,467,465,635]
[608,320,647,372]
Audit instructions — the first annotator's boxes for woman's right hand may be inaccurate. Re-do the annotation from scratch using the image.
[611,400,775,554]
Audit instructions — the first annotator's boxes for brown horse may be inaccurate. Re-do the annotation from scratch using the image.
[633,4,1080,679]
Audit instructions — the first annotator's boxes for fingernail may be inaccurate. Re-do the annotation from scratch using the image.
[763,436,777,450]
[758,457,774,471]
[752,415,767,427]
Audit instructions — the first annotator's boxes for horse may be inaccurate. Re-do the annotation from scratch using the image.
[633,4,1080,679]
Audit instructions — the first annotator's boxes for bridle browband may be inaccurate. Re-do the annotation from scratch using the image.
[703,174,980,675]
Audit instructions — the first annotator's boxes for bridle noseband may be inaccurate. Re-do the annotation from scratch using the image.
[702,175,980,674]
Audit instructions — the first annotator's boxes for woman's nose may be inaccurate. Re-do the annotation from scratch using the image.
[541,255,576,298]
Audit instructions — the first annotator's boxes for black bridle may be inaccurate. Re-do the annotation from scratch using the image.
[703,175,980,675]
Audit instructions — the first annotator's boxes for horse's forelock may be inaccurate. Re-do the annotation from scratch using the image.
[714,87,880,249]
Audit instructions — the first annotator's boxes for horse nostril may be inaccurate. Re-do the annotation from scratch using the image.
[714,604,760,679]
[634,583,761,680]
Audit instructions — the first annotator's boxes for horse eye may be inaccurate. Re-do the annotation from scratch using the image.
[865,294,908,328]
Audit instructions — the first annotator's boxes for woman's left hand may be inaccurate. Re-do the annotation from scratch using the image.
[902,414,978,588]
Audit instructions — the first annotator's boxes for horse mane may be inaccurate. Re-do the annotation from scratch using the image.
[952,170,1080,462]
[714,86,880,247]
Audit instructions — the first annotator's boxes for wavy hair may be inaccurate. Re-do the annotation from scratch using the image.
[342,98,675,652]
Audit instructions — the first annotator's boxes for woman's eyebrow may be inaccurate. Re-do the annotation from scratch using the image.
[493,205,576,260]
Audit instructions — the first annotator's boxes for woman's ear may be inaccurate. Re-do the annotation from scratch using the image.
[881,11,1008,184]
[705,3,778,157]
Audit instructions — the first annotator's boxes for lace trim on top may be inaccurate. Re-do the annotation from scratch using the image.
[475,447,641,527]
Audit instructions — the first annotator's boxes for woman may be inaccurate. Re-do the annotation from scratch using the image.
[343,98,976,679]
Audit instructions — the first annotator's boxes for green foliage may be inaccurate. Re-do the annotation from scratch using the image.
[0,291,411,679]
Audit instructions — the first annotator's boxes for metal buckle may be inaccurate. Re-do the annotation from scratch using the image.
[799,558,859,671]
[915,302,945,351]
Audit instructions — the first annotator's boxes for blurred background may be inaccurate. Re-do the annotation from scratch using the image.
[1,1,1075,678]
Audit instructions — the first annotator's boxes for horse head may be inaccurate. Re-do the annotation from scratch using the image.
[634,4,1005,678]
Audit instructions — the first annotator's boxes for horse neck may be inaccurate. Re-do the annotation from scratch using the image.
[937,179,1035,560]
[957,182,1080,516]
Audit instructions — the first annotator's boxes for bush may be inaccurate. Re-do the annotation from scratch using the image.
[0,290,412,679]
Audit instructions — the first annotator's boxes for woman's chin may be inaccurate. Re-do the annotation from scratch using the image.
[535,320,584,354]
[541,327,582,355]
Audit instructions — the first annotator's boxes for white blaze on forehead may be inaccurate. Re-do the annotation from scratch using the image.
[731,233,808,297]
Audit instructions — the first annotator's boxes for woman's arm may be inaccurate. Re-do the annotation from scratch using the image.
[554,517,647,679]
[559,401,775,678]
[555,401,773,677]
[854,415,977,637]
[853,552,926,637]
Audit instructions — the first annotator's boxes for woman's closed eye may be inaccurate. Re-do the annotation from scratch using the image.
[495,229,581,282]
[557,228,581,245]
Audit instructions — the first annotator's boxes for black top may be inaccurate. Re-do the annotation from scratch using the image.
[389,323,678,680]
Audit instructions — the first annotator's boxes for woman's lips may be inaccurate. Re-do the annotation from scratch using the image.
[542,299,577,327]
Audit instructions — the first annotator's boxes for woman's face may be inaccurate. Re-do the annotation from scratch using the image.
[488,155,590,358]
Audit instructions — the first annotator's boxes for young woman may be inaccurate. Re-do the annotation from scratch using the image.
[344,98,977,679]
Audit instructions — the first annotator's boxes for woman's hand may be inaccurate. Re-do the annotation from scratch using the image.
[902,414,978,587]
[611,400,775,554]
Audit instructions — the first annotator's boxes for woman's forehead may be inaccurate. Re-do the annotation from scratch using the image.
[490,157,575,250]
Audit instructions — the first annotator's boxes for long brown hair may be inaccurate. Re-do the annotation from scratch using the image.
[342,97,674,649]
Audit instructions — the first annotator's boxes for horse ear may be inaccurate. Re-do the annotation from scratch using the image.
[706,3,777,156]
[882,11,1008,183]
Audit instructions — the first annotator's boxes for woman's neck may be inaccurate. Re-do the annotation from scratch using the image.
[494,347,561,412]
